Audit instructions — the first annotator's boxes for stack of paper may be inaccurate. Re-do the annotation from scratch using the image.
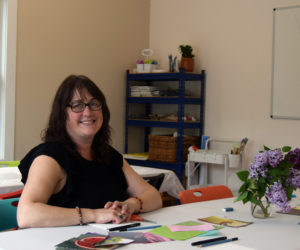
[123,152,149,160]
[130,86,160,97]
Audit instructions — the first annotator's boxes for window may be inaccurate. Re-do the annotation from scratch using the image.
[0,0,17,160]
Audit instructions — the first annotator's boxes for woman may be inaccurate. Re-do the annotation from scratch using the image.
[17,75,162,228]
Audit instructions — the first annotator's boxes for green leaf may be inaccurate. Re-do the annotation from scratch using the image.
[263,145,270,150]
[238,183,247,193]
[248,179,257,190]
[268,167,281,177]
[248,193,259,205]
[242,196,250,204]
[282,146,291,152]
[286,186,294,200]
[234,191,248,202]
[236,171,249,182]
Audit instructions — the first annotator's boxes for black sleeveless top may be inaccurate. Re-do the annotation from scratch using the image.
[18,141,129,208]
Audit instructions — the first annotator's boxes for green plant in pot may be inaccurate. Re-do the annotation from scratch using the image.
[178,44,195,72]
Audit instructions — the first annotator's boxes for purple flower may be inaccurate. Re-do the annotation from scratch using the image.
[265,181,291,213]
[285,148,300,170]
[249,162,267,181]
[254,151,269,166]
[286,168,300,188]
[267,149,282,168]
[249,151,270,180]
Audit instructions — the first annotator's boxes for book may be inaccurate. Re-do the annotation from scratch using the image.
[123,152,149,160]
[277,206,300,216]
[198,216,253,228]
[55,233,134,250]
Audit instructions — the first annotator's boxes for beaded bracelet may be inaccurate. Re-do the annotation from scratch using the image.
[75,206,83,226]
[132,196,143,212]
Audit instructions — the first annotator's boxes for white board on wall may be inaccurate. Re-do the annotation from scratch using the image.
[271,5,300,120]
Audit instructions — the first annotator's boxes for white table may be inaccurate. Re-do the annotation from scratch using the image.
[131,165,184,199]
[0,166,184,199]
[0,192,300,250]
[0,167,23,194]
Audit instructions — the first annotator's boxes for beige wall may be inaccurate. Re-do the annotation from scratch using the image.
[149,0,300,189]
[14,0,300,190]
[15,0,150,159]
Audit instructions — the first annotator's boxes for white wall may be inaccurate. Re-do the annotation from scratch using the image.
[149,0,300,190]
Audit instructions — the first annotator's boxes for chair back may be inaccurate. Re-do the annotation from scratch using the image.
[0,198,19,231]
[0,189,23,200]
[0,161,20,167]
[179,185,233,204]
[143,173,165,190]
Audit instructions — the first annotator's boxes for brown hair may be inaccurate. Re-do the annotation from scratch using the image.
[42,75,111,162]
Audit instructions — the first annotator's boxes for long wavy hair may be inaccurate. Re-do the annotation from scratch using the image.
[42,75,111,163]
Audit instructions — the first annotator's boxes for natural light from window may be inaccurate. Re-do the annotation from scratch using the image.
[0,0,17,160]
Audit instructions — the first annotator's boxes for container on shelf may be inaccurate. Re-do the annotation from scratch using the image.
[148,134,199,163]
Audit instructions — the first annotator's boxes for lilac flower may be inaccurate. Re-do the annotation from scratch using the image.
[254,151,269,167]
[286,168,300,188]
[267,149,282,168]
[285,148,300,170]
[249,151,270,180]
[265,181,291,213]
[249,162,267,180]
[238,146,300,214]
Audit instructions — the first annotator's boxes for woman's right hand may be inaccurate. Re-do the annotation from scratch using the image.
[89,206,126,224]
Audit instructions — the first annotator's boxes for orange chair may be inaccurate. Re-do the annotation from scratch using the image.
[179,185,233,204]
[0,189,23,200]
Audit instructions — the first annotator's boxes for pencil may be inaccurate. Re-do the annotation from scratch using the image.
[191,236,227,246]
[199,237,238,248]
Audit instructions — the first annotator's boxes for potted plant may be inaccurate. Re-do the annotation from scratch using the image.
[178,44,195,72]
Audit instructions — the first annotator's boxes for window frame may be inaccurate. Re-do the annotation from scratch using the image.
[0,0,17,160]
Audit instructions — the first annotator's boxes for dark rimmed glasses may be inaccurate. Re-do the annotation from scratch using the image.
[67,99,102,113]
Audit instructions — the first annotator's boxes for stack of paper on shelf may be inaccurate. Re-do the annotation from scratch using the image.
[130,86,160,97]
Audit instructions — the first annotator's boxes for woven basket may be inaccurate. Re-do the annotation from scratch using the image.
[148,135,199,162]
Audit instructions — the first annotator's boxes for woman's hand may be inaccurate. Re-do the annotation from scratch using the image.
[104,200,135,222]
[90,205,127,224]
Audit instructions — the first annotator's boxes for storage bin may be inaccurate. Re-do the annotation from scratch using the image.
[148,135,199,162]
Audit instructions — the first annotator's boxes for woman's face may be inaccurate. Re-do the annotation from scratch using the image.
[66,89,103,145]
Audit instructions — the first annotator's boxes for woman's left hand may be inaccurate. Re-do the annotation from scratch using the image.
[104,201,134,222]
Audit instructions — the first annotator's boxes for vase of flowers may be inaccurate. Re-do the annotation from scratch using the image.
[235,146,300,218]
[250,197,271,218]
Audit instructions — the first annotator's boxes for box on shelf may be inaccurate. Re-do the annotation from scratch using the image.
[148,134,199,163]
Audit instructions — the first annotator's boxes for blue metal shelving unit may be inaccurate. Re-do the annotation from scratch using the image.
[124,68,206,181]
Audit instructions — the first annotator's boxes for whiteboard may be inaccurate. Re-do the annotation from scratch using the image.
[271,6,300,120]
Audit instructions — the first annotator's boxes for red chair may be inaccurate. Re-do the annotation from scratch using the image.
[0,189,23,200]
[179,185,233,204]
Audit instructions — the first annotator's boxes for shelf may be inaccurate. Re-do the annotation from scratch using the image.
[127,96,202,104]
[125,69,206,181]
[127,119,202,128]
[128,70,205,81]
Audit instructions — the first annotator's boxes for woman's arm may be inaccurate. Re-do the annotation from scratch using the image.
[122,159,163,213]
[17,155,126,228]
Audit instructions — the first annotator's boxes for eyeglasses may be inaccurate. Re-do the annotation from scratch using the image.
[67,100,102,113]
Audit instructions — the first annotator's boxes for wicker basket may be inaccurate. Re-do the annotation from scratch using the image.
[148,135,199,162]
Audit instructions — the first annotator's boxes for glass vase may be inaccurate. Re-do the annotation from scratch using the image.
[250,198,272,219]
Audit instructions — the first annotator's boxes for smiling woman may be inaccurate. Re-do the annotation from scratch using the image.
[16,75,162,229]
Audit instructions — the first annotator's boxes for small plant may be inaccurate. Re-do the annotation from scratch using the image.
[178,44,195,58]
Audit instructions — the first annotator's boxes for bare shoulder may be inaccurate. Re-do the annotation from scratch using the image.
[27,155,66,193]
[30,155,64,175]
